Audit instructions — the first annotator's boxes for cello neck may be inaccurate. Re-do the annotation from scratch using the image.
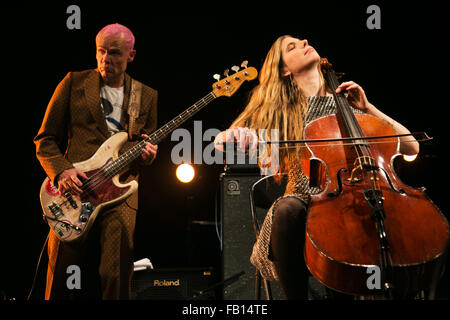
[321,58,367,146]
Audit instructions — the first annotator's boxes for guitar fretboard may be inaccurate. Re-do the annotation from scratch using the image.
[103,91,217,177]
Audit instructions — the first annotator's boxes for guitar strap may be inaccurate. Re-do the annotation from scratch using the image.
[127,79,142,140]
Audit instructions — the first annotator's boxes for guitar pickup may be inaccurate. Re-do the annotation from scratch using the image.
[64,192,78,209]
[48,202,63,218]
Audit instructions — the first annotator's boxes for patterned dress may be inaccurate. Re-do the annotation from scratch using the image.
[250,96,363,281]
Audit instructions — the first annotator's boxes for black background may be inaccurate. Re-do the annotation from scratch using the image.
[2,1,449,300]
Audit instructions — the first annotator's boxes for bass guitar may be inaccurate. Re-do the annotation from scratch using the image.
[40,62,257,242]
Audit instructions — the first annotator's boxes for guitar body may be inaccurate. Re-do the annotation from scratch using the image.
[40,132,137,242]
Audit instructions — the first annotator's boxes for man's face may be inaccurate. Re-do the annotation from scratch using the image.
[96,32,135,85]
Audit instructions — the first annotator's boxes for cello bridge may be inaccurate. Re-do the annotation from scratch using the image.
[357,156,378,171]
[345,156,379,184]
[346,164,363,184]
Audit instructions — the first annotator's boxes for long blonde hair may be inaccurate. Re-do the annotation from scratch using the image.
[230,35,326,173]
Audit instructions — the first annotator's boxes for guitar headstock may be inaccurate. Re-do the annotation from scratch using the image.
[212,61,258,97]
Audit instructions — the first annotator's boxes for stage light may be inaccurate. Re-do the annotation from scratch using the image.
[403,154,418,162]
[176,163,195,183]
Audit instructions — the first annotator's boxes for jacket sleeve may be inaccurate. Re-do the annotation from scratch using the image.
[34,72,74,184]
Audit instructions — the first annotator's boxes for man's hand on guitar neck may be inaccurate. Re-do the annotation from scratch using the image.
[140,134,158,165]
[57,168,88,195]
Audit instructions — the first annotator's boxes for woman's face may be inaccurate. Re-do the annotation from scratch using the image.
[280,36,320,77]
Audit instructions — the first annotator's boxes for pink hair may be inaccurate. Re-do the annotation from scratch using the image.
[96,23,135,50]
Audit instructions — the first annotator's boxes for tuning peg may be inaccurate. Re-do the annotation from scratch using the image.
[213,74,221,81]
[223,69,230,77]
[241,60,248,68]
[231,65,240,73]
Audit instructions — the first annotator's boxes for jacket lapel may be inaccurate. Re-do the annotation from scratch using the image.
[122,73,132,135]
[123,73,132,112]
[84,69,110,138]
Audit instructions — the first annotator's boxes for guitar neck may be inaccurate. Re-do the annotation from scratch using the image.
[105,91,217,176]
[148,91,217,145]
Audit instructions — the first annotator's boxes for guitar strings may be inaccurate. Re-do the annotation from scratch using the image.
[82,92,216,191]
[58,92,217,203]
[48,69,254,229]
[69,67,260,195]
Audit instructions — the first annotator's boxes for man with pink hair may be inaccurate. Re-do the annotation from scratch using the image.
[96,23,135,50]
[35,23,158,299]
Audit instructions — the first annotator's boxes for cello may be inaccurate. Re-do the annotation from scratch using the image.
[302,58,449,298]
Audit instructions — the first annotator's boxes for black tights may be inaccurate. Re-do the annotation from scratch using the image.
[270,197,309,300]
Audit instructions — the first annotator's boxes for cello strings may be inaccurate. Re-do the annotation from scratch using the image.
[327,71,365,163]
[326,69,380,191]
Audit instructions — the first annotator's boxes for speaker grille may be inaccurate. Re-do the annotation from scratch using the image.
[220,172,284,299]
